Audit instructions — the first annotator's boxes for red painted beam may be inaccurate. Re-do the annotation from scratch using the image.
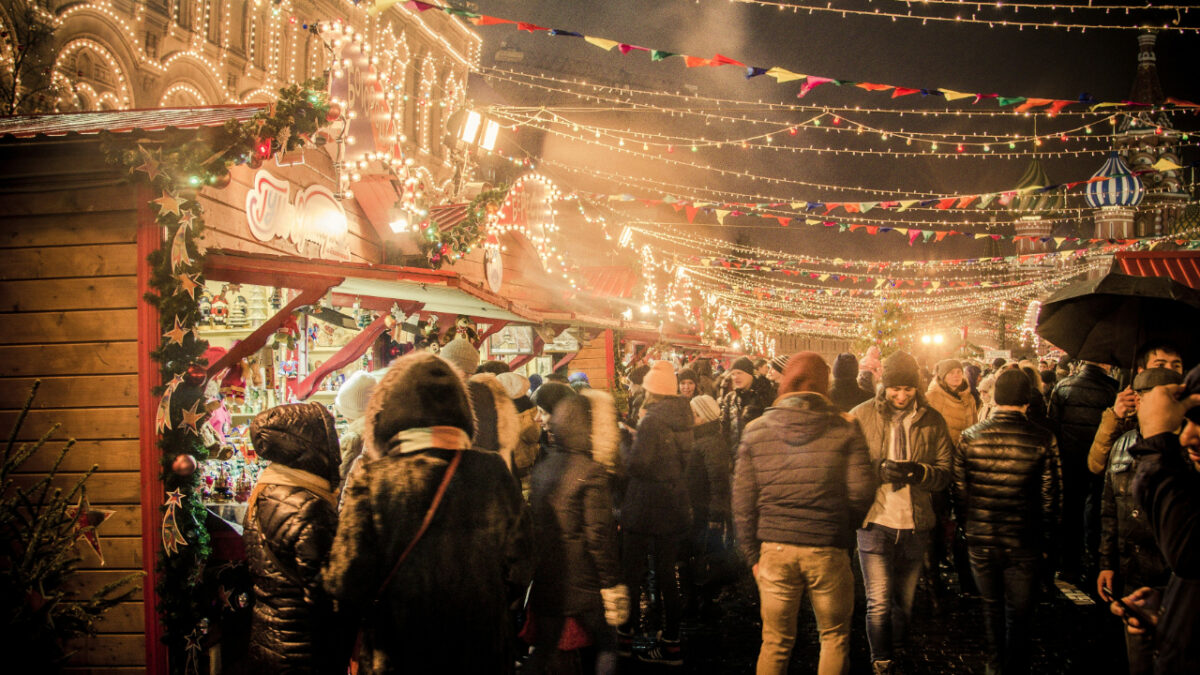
[135,184,167,674]
[507,335,545,371]
[474,320,509,350]
[206,284,333,379]
[295,313,390,399]
[552,351,578,372]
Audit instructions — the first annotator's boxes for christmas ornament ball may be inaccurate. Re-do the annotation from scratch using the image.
[172,453,198,476]
[184,362,208,386]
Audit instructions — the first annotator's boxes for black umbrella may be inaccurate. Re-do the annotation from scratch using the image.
[1036,272,1200,369]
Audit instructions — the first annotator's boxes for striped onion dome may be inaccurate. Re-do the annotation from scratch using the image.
[1085,152,1145,208]
[1009,159,1064,215]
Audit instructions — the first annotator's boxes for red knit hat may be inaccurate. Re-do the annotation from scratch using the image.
[778,351,830,397]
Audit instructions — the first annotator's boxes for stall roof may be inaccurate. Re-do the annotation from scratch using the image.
[0,105,265,138]
[204,250,542,323]
[1114,250,1200,289]
[579,266,638,299]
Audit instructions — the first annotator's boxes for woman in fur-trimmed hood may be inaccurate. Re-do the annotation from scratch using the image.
[468,371,521,470]
[323,352,533,675]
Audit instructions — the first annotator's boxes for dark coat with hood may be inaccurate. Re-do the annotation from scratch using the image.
[324,353,533,675]
[1131,431,1200,675]
[733,393,877,564]
[830,354,873,413]
[621,395,694,536]
[530,390,622,616]
[720,384,769,452]
[244,402,345,674]
[953,410,1062,550]
[850,388,954,532]
[687,419,732,526]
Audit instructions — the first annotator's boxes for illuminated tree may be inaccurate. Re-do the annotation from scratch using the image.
[855,300,911,357]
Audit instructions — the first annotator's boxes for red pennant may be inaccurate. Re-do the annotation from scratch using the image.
[843,203,861,214]
[937,198,956,209]
[849,224,864,232]
[956,196,978,209]
[685,205,698,223]
[935,231,949,242]
[892,87,921,98]
[908,230,920,245]
[1046,100,1073,115]
[472,15,513,25]
[776,216,790,227]
[712,54,745,67]
[684,56,712,67]
[866,226,879,235]
[856,83,893,92]
[516,22,548,32]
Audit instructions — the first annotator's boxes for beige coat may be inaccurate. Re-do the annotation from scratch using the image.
[925,380,978,444]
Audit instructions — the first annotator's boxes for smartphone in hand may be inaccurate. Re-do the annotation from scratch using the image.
[1101,586,1157,631]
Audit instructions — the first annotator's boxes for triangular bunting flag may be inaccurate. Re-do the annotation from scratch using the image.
[941,90,973,101]
[766,67,805,83]
[712,54,745,67]
[684,55,713,67]
[584,36,620,51]
[716,210,729,224]
[472,15,513,25]
[798,76,834,98]
[891,87,920,98]
[651,50,674,61]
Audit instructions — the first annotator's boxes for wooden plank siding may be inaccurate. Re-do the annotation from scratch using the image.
[0,138,147,670]
[568,334,613,391]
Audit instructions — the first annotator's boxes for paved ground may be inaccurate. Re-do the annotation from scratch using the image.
[616,562,1130,674]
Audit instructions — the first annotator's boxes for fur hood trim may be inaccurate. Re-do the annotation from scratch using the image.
[581,388,619,470]
[469,372,520,467]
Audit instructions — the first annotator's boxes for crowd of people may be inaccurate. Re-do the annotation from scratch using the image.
[237,332,1200,675]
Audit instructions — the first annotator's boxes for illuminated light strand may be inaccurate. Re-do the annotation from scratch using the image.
[489,109,1183,160]
[717,0,1200,33]
[409,1,1200,109]
[480,66,1179,120]
[54,37,133,108]
[493,104,1129,148]
[160,82,210,106]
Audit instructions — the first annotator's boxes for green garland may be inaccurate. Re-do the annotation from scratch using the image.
[102,80,329,673]
[419,185,509,269]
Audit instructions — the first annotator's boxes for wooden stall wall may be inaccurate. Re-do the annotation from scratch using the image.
[568,332,613,392]
[0,137,147,672]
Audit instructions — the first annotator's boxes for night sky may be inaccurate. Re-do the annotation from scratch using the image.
[467,0,1200,263]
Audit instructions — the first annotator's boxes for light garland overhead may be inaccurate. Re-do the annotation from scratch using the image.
[720,0,1200,33]
[396,1,1200,111]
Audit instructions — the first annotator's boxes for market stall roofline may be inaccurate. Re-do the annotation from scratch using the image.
[1114,250,1200,289]
[204,249,542,322]
[0,105,266,138]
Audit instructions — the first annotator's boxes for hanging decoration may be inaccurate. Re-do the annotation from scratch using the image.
[103,80,329,673]
[397,1,1200,110]
[419,185,508,268]
[64,490,117,566]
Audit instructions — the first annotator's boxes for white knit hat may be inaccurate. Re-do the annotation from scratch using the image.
[690,395,720,423]
[335,370,376,421]
[496,372,530,400]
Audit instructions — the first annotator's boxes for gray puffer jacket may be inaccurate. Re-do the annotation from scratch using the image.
[733,393,877,564]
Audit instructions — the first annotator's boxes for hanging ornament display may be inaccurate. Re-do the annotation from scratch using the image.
[162,489,188,557]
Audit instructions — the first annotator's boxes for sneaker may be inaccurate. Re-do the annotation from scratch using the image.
[617,629,634,658]
[637,632,682,666]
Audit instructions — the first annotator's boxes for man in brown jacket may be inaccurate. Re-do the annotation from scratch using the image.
[1087,343,1183,475]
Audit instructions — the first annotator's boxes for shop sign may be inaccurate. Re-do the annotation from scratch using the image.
[245,169,350,260]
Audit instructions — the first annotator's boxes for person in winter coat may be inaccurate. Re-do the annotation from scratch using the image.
[324,352,533,674]
[691,358,718,398]
[244,402,346,673]
[619,361,694,666]
[677,368,699,400]
[528,389,628,675]
[497,372,541,496]
[721,356,770,453]
[924,359,979,598]
[467,372,521,471]
[830,352,873,413]
[1112,368,1200,674]
[1088,343,1184,476]
[954,370,1062,675]
[335,370,377,485]
[1097,368,1181,675]
[733,353,877,675]
[680,394,732,620]
[1047,360,1119,587]
[850,351,954,675]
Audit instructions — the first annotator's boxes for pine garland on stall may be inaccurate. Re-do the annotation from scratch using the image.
[419,185,508,269]
[102,80,329,673]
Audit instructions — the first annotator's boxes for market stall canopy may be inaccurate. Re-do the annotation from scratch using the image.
[1114,250,1200,289]
[331,276,531,322]
[0,104,264,138]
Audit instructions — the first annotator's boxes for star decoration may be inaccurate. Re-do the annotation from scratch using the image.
[176,273,201,298]
[180,399,206,434]
[152,191,183,217]
[134,146,161,181]
[165,488,185,508]
[65,492,116,566]
[178,210,196,230]
[163,316,189,347]
[217,585,234,611]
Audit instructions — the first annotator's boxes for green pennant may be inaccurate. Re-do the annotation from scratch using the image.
[651,50,675,61]
[998,96,1027,107]
[444,8,480,18]
[922,230,935,242]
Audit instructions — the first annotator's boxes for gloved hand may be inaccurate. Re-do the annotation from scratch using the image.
[879,459,907,483]
[881,460,927,486]
[600,585,631,627]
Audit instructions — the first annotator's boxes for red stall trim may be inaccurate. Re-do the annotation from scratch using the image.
[294,313,389,399]
[205,284,337,379]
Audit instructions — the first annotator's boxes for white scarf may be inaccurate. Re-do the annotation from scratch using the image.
[388,426,472,454]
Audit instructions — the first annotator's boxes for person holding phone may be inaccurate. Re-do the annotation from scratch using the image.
[1110,365,1200,675]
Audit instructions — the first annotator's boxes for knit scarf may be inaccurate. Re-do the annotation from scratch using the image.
[387,426,472,455]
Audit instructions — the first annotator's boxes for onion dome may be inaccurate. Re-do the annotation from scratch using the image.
[1085,152,1144,208]
[1009,159,1064,215]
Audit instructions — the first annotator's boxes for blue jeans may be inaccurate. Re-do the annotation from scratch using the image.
[857,524,930,663]
[969,546,1039,675]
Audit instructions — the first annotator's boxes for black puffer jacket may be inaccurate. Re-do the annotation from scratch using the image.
[1047,364,1118,463]
[530,393,622,616]
[620,396,694,536]
[733,393,876,563]
[244,402,344,674]
[1100,430,1170,594]
[720,385,769,451]
[953,410,1061,549]
[687,420,732,526]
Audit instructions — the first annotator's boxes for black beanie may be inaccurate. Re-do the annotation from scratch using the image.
[832,353,858,379]
[677,368,698,384]
[731,356,756,376]
[628,364,651,386]
[994,369,1033,406]
[881,351,920,389]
